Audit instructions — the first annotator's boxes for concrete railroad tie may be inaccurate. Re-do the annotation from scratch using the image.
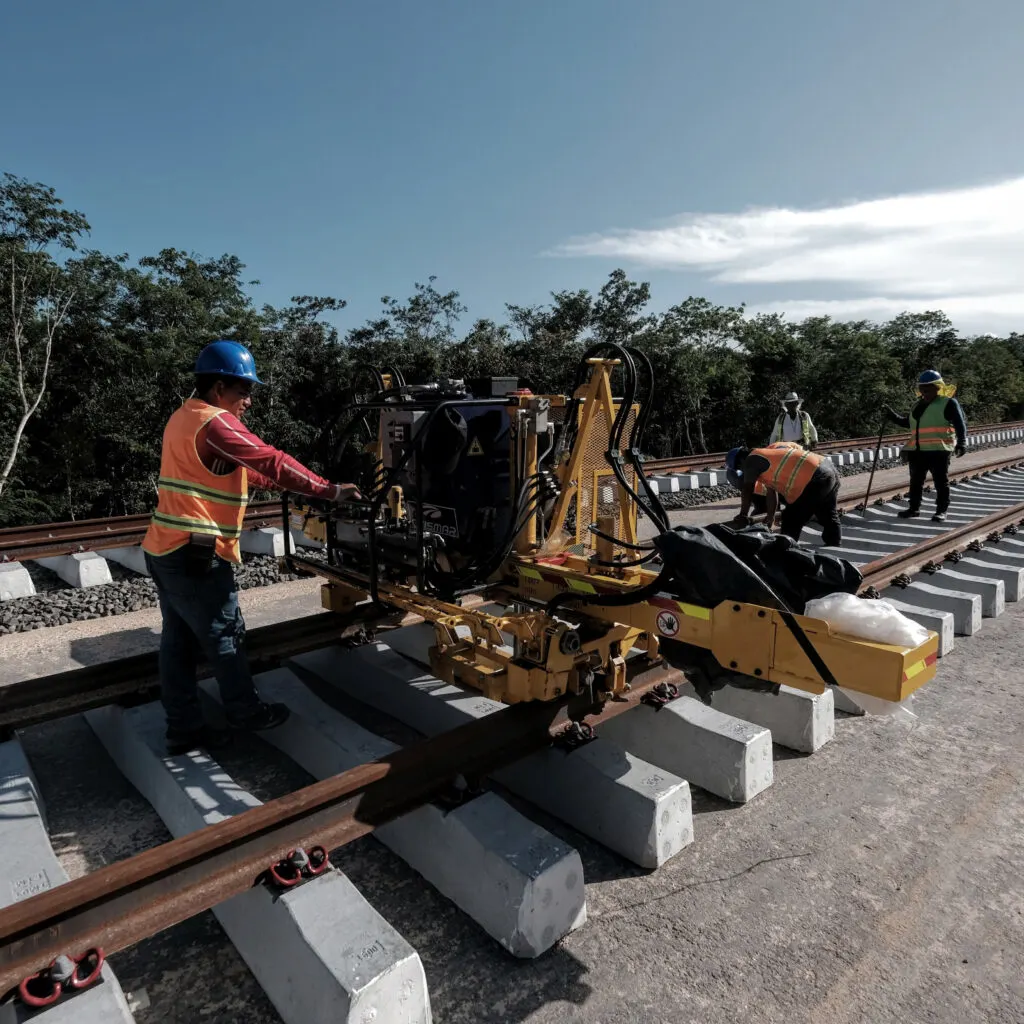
[86,703,432,1024]
[199,668,587,958]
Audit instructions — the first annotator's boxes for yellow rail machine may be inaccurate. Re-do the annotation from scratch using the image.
[283,345,938,714]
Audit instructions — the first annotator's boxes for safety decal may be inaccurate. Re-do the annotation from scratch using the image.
[656,610,680,637]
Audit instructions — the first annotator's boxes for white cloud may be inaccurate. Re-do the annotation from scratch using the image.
[552,178,1024,334]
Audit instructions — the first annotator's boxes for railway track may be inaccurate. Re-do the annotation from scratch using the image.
[0,421,1022,564]
[2,457,1024,1020]
[0,501,283,562]
[642,418,1024,474]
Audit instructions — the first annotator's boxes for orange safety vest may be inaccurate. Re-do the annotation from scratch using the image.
[754,441,803,497]
[142,399,248,563]
[749,444,823,503]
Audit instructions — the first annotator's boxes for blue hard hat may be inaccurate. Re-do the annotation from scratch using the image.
[195,340,264,384]
[917,369,943,386]
[725,446,745,474]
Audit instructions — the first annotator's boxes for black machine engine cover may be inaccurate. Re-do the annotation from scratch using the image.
[404,403,514,560]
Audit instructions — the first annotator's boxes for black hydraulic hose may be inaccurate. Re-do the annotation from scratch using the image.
[578,341,669,531]
[587,524,655,551]
[624,346,671,532]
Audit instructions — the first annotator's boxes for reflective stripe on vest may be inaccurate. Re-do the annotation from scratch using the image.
[751,445,824,503]
[755,441,803,496]
[907,398,954,451]
[142,399,249,563]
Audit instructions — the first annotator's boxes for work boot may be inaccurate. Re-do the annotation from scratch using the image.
[897,508,920,519]
[227,701,291,731]
[166,725,233,757]
[932,511,947,522]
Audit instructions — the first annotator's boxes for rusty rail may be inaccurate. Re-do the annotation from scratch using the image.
[0,592,486,734]
[0,502,282,561]
[643,420,1024,474]
[837,452,1024,513]
[0,659,681,998]
[858,501,1024,592]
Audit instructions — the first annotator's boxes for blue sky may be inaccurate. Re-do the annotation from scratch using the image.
[3,0,1023,334]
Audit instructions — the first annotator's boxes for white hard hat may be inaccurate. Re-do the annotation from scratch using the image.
[783,391,801,403]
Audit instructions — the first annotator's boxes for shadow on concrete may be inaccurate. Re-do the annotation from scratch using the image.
[69,626,160,668]
[772,744,809,762]
[221,728,593,1024]
[330,832,593,1024]
[18,711,283,1023]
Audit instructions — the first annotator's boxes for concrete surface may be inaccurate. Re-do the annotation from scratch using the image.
[104,546,151,575]
[11,598,1024,1023]
[85,702,431,1024]
[596,696,774,803]
[920,571,1004,619]
[201,667,588,958]
[292,642,695,869]
[0,739,136,1024]
[240,527,287,557]
[882,581,981,635]
[34,552,112,588]
[678,680,835,754]
[0,562,35,601]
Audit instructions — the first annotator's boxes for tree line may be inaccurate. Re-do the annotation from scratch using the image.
[3,172,1023,527]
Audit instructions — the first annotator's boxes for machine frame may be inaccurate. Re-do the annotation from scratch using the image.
[282,355,939,711]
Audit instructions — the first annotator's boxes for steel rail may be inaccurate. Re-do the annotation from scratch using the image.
[1,421,1022,558]
[0,658,681,998]
[834,452,1024,513]
[0,612,352,734]
[0,593,486,734]
[0,502,282,561]
[858,501,1024,592]
[643,420,1024,474]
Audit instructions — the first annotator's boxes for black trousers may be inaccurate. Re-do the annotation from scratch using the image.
[906,451,951,513]
[780,467,841,546]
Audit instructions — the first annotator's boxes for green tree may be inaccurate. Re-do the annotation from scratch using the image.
[0,174,89,514]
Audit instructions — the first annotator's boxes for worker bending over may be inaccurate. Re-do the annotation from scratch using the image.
[726,441,842,546]
[142,340,360,755]
[885,369,967,522]
[770,391,818,448]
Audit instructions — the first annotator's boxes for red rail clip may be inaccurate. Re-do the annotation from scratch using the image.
[267,846,331,890]
[18,948,104,1008]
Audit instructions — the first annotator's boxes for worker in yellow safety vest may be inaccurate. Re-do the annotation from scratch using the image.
[726,441,841,546]
[142,340,360,755]
[885,369,967,523]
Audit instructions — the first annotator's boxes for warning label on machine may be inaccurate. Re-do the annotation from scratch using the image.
[655,610,680,637]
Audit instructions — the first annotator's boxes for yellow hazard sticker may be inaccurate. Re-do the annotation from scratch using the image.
[904,659,926,680]
[567,578,597,594]
[467,437,485,456]
[678,602,711,620]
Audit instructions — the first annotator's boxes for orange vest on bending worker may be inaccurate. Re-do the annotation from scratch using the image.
[142,399,248,563]
[753,441,804,497]
[749,444,823,503]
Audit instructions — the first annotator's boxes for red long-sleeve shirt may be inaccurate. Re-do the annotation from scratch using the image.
[197,411,340,501]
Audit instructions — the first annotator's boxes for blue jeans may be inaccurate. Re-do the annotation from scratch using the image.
[145,547,260,733]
